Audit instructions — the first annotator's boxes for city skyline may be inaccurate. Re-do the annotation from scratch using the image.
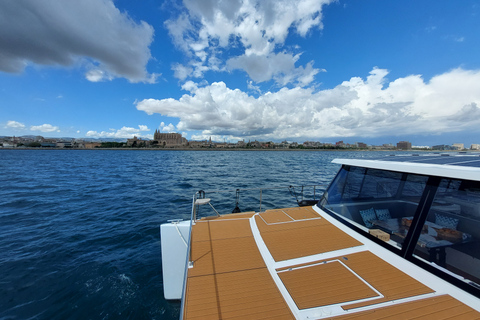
[1,1,480,146]
[2,133,479,151]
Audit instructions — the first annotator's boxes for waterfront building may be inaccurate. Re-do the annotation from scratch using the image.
[56,141,73,148]
[188,140,208,148]
[432,144,456,151]
[471,144,480,150]
[84,142,101,149]
[126,136,149,147]
[452,143,465,150]
[153,130,187,147]
[396,141,412,150]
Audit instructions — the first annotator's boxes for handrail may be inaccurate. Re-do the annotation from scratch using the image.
[192,184,327,221]
[179,194,196,320]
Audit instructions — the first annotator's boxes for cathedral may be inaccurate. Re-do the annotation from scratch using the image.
[153,129,187,147]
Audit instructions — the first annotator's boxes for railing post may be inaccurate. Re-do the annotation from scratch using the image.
[259,189,262,212]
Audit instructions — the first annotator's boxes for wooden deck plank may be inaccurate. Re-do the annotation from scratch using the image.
[208,218,253,240]
[185,216,294,320]
[256,209,329,232]
[200,211,256,220]
[184,268,294,320]
[278,261,379,309]
[340,251,434,310]
[259,220,363,261]
[188,239,214,277]
[210,236,265,274]
[275,251,434,311]
[283,206,322,220]
[331,295,479,319]
[189,220,265,277]
[193,215,253,242]
[259,210,294,224]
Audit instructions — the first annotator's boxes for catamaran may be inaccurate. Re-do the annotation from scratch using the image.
[162,153,480,319]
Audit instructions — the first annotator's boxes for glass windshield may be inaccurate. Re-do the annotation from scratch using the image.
[412,178,480,287]
[320,164,480,288]
[319,166,427,250]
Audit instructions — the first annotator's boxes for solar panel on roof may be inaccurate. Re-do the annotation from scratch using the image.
[369,153,480,168]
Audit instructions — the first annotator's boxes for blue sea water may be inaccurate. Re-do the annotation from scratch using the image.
[0,149,388,320]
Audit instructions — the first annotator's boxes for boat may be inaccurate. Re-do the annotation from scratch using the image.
[161,153,480,319]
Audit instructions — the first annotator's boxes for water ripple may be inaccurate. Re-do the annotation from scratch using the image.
[0,149,388,319]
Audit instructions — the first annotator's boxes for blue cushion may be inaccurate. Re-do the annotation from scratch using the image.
[435,213,459,230]
[375,208,391,221]
[359,208,377,228]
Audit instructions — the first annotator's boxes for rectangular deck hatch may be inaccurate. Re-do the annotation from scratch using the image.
[278,260,382,309]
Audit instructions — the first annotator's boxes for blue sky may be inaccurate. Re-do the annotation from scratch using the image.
[1,0,480,146]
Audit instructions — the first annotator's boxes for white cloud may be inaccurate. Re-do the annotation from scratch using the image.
[247,80,261,95]
[30,124,60,133]
[182,80,199,92]
[159,122,177,133]
[0,0,156,83]
[172,64,193,81]
[85,69,113,82]
[165,0,332,85]
[86,125,151,139]
[5,120,26,130]
[136,67,480,140]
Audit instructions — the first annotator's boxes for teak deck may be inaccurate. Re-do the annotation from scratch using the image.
[182,207,480,319]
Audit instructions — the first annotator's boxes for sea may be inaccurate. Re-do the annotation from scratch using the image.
[0,149,393,320]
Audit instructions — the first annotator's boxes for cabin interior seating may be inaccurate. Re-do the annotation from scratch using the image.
[326,200,418,227]
[327,201,480,263]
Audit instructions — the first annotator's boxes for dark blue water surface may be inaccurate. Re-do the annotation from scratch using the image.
[0,150,388,319]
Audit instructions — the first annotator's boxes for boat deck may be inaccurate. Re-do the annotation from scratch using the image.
[183,207,480,319]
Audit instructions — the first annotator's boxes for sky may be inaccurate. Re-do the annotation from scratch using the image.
[1,0,480,146]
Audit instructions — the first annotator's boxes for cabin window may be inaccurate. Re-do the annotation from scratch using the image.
[400,174,428,200]
[412,178,480,287]
[319,166,428,250]
[359,169,402,199]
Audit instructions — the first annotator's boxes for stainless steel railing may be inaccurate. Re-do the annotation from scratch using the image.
[191,184,326,221]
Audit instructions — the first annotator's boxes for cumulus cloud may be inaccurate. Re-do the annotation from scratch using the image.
[86,125,151,139]
[0,0,157,83]
[136,67,480,141]
[30,124,60,133]
[160,122,177,133]
[165,0,332,86]
[5,120,26,130]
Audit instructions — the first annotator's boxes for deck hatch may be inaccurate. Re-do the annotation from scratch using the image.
[277,259,382,310]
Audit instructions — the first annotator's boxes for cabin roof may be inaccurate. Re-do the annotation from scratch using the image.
[333,153,480,181]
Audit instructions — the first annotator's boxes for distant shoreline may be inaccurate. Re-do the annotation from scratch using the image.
[0,147,439,152]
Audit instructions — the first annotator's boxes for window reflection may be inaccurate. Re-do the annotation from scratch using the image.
[320,167,427,250]
[413,178,480,286]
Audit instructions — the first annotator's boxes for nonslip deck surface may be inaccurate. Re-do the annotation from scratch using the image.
[183,208,480,319]
[256,208,363,261]
[276,251,434,311]
[278,260,380,309]
[184,213,294,319]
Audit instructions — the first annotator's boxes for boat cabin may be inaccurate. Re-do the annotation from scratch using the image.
[319,155,480,293]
